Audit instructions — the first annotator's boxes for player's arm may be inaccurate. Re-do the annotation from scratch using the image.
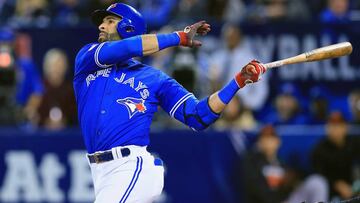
[75,21,210,75]
[208,60,266,114]
[159,60,265,131]
[97,21,210,67]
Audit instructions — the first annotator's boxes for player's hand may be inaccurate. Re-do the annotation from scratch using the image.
[176,21,211,48]
[234,60,266,88]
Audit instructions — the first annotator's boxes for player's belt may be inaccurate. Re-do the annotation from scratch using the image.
[87,148,130,164]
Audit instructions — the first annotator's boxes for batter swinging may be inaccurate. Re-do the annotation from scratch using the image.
[73,3,266,203]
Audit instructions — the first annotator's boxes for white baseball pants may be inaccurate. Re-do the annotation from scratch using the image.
[88,145,164,203]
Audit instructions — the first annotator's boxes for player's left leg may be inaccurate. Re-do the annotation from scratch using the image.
[122,154,164,203]
[90,154,135,203]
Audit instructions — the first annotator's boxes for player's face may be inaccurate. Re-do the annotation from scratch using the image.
[98,15,122,43]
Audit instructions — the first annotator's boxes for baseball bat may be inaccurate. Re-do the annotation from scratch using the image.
[263,42,353,69]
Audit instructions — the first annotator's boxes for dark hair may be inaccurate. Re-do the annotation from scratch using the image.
[258,125,278,140]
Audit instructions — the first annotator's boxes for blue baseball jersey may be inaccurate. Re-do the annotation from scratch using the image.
[74,42,195,153]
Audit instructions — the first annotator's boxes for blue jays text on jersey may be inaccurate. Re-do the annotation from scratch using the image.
[74,38,219,154]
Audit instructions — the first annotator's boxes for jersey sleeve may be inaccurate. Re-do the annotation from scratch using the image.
[74,43,111,76]
[74,39,146,76]
[157,72,220,131]
[75,34,180,76]
[157,74,194,119]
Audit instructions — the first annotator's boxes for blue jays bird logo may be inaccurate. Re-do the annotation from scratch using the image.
[116,97,147,119]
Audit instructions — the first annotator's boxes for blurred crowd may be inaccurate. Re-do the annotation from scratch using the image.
[238,115,360,203]
[0,0,360,29]
[0,29,76,130]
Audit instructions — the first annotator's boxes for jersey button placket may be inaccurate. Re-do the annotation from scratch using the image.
[96,69,112,138]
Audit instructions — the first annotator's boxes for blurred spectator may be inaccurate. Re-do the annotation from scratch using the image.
[172,65,196,93]
[348,89,360,124]
[8,0,51,28]
[0,29,22,125]
[173,0,207,24]
[195,35,220,97]
[307,0,328,18]
[222,0,246,23]
[242,125,287,203]
[123,0,177,30]
[38,48,77,130]
[241,125,328,203]
[308,86,330,124]
[171,45,205,95]
[207,0,228,22]
[13,32,44,126]
[245,0,311,23]
[0,0,16,26]
[209,23,269,112]
[87,0,116,20]
[263,83,308,125]
[52,0,89,27]
[0,30,43,126]
[207,0,246,23]
[214,96,257,131]
[320,0,351,23]
[311,111,360,200]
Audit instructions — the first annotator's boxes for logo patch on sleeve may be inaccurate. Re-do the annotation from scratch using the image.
[116,97,147,119]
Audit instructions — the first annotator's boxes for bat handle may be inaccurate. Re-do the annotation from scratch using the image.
[263,60,284,69]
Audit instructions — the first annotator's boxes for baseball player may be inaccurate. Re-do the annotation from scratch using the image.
[73,3,266,203]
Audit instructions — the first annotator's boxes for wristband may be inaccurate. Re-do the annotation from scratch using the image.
[176,31,188,46]
[156,33,180,49]
[217,79,240,104]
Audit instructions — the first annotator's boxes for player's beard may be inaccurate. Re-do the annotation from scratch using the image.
[98,32,121,43]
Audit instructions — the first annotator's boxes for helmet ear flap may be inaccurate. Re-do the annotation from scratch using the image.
[117,18,136,39]
[125,25,135,33]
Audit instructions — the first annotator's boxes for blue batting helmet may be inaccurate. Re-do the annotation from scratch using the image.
[91,3,146,39]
